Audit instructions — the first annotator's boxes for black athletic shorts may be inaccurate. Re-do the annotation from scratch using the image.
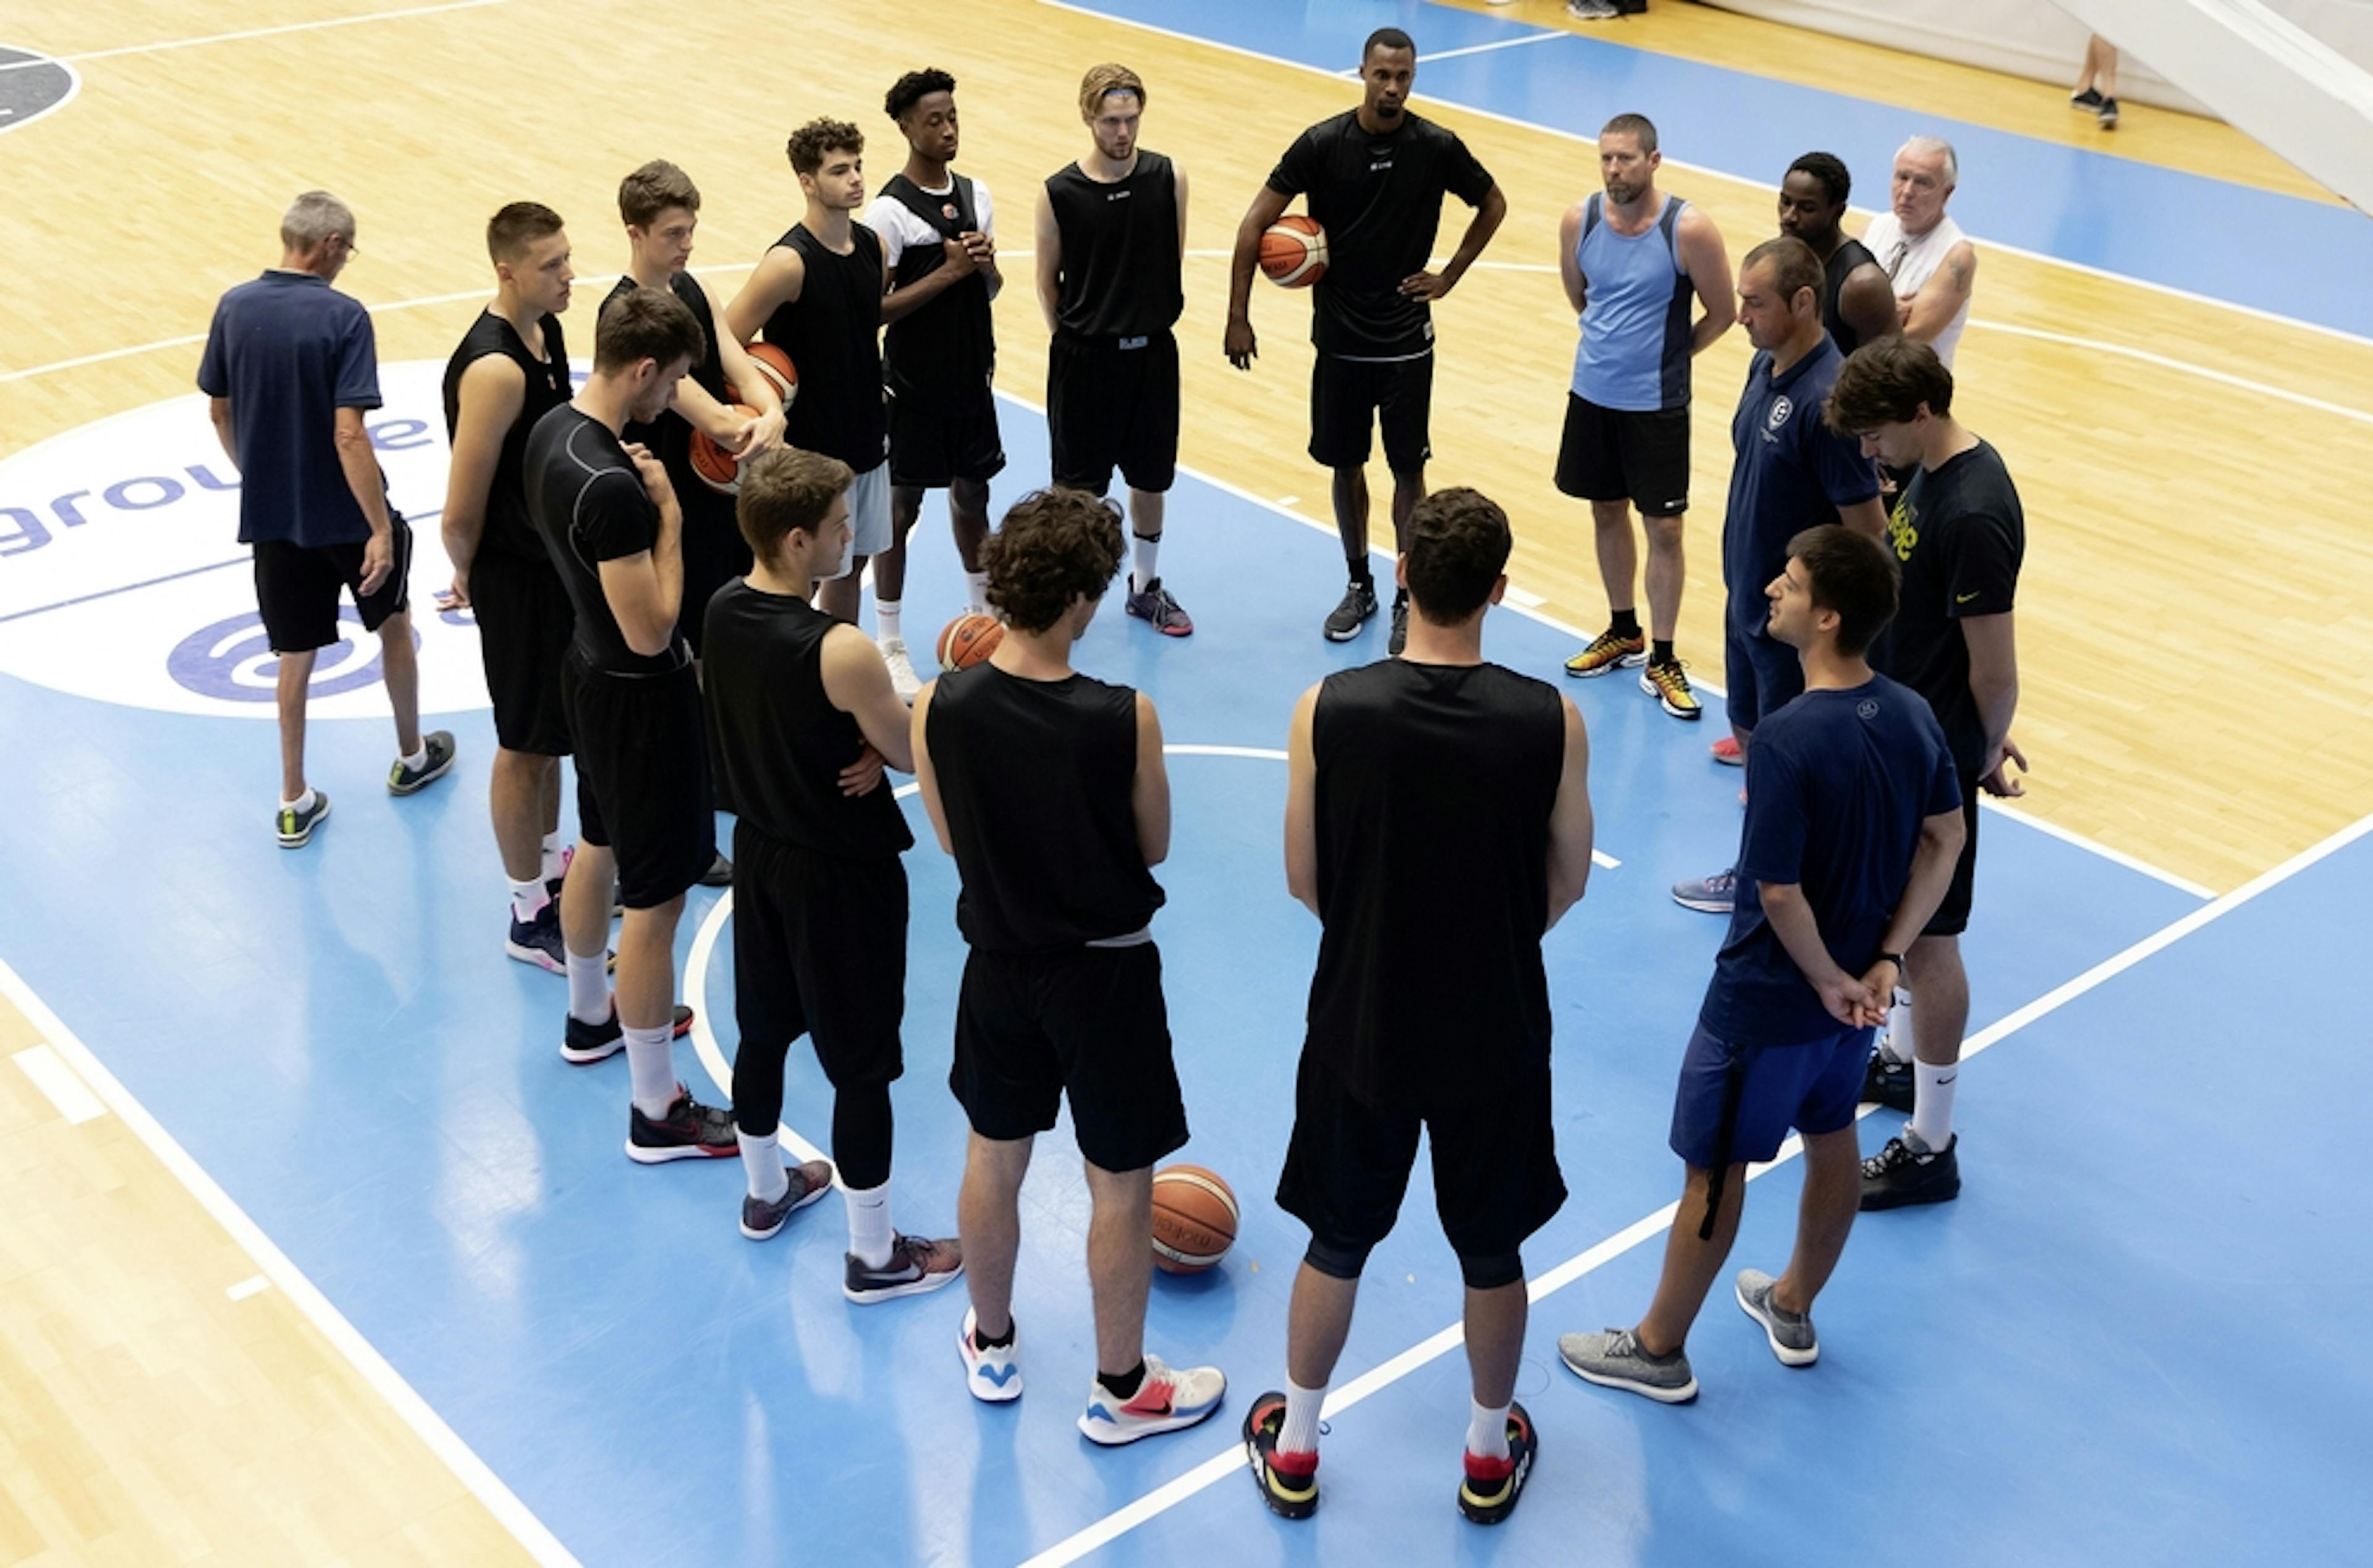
[1554,394,1691,518]
[949,941,1189,1174]
[1925,773,1981,938]
[470,547,573,756]
[1276,1052,1567,1269]
[677,502,752,661]
[730,821,907,1086]
[888,384,1007,490]
[252,513,413,654]
[1309,352,1432,473]
[1047,329,1179,495]
[563,652,715,910]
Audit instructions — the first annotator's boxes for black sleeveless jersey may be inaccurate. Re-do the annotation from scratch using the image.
[879,173,994,406]
[923,663,1163,951]
[1822,237,1883,357]
[762,224,886,471]
[605,272,730,522]
[1044,150,1184,340]
[441,309,572,562]
[1305,659,1566,1108]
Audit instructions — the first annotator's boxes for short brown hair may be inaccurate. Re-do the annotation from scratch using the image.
[1787,523,1899,657]
[787,119,863,178]
[1741,235,1823,313]
[979,489,1125,633]
[618,160,699,230]
[1078,62,1146,120]
[1825,335,1955,432]
[486,201,564,264]
[1404,487,1512,625]
[1602,112,1658,154]
[593,284,704,375]
[738,447,855,563]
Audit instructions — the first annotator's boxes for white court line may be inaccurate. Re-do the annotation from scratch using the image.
[1019,803,2373,1567]
[0,956,582,1568]
[1335,30,1567,76]
[13,1042,106,1123]
[1036,0,2373,353]
[0,0,507,70]
[226,1275,272,1302]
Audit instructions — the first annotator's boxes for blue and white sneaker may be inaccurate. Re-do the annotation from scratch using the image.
[505,901,566,972]
[958,1307,1023,1402]
[1077,1352,1225,1446]
[1672,866,1737,914]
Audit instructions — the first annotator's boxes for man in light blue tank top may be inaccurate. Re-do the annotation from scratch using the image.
[1553,114,1735,722]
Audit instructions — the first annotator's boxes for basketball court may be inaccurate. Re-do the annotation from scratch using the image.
[3,1,2370,1562]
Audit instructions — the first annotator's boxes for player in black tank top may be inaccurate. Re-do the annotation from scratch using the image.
[915,487,1224,1439]
[699,447,962,1295]
[1779,153,1898,356]
[1261,487,1591,1523]
[1038,65,1195,636]
[440,202,581,975]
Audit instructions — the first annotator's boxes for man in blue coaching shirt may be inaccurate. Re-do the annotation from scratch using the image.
[1673,235,1885,915]
[1558,524,1965,1402]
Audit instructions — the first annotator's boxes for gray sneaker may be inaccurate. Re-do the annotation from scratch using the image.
[740,1157,835,1239]
[1672,866,1737,914]
[1557,1328,1698,1403]
[1735,1269,1819,1366]
[387,730,457,795]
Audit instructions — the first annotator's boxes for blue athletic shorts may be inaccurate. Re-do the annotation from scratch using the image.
[1723,616,1804,736]
[1669,1020,1870,1169]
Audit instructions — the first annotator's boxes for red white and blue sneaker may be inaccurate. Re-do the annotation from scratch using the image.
[1077,1352,1225,1446]
[1242,1389,1319,1519]
[1457,1402,1539,1525]
[958,1307,1022,1402]
[559,1000,693,1064]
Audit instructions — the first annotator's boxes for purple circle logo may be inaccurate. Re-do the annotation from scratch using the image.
[166,609,419,702]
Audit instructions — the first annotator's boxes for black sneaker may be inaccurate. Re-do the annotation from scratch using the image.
[1242,1389,1319,1520]
[1859,1132,1960,1210]
[1125,576,1195,637]
[845,1233,964,1303]
[1388,589,1410,656]
[740,1158,836,1239]
[1322,580,1378,641]
[2098,96,2119,129]
[698,851,733,888]
[1457,1402,1538,1525]
[559,1002,695,1064]
[1861,1052,1914,1112]
[275,791,332,848]
[387,731,457,796]
[2070,86,2104,109]
[626,1086,737,1163]
[505,900,567,973]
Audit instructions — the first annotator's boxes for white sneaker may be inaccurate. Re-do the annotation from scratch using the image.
[1077,1352,1225,1445]
[958,1307,1022,1402]
[880,638,921,703]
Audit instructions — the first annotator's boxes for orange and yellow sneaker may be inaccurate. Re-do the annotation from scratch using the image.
[1639,659,1701,720]
[1563,626,1646,678]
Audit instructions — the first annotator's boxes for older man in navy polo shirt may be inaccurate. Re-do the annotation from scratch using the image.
[1672,236,1885,915]
[199,191,454,847]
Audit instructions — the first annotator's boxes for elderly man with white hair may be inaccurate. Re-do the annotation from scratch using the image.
[1861,137,1974,369]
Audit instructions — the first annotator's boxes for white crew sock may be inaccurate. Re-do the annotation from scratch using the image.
[541,832,565,882]
[1132,533,1162,592]
[963,571,989,615]
[509,875,549,923]
[876,599,902,644]
[397,743,427,772]
[279,786,317,814]
[565,954,609,1026]
[844,1180,894,1268]
[623,1023,677,1119]
[1879,986,1914,1064]
[1279,1376,1326,1457]
[1909,1059,1959,1152]
[737,1128,789,1202]
[1467,1397,1512,1462]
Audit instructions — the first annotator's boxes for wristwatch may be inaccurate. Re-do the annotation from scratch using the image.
[1876,951,1906,971]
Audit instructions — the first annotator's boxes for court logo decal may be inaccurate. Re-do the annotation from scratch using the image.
[0,46,78,135]
[0,360,504,720]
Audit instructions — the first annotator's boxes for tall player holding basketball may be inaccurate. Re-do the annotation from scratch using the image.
[1225,28,1506,654]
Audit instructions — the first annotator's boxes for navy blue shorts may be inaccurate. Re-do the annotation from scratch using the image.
[1723,617,1803,736]
[1669,1021,1869,1169]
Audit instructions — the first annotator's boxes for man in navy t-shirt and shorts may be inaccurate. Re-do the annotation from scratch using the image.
[198,190,455,846]
[1559,525,1965,1402]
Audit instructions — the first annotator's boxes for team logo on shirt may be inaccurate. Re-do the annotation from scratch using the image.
[1858,698,1880,720]
[0,360,500,719]
[1766,395,1793,431]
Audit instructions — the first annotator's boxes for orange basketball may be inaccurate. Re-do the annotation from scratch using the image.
[1151,1164,1238,1275]
[1259,214,1327,288]
[934,612,1004,672]
[688,405,756,495]
[745,341,799,407]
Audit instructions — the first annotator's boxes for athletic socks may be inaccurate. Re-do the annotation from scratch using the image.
[973,1316,1015,1352]
[541,831,565,880]
[509,875,549,923]
[1880,987,1914,1064]
[623,1023,677,1120]
[279,786,317,815]
[737,1128,790,1203]
[1132,533,1162,592]
[565,952,609,1026]
[1910,1060,1960,1152]
[397,743,427,773]
[1466,1398,1513,1463]
[1610,608,1641,639]
[844,1180,894,1269]
[963,570,989,615]
[1280,1376,1326,1460]
[1347,557,1373,587]
[1097,1360,1148,1401]
[876,599,902,644]
[1652,639,1676,666]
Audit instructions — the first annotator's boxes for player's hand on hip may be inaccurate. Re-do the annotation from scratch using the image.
[839,741,887,797]
[1400,269,1450,301]
[1224,316,1258,371]
[358,531,394,596]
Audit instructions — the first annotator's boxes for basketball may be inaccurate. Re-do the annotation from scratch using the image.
[744,341,800,407]
[1150,1164,1238,1275]
[688,406,756,495]
[1259,214,1327,289]
[934,612,1004,672]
